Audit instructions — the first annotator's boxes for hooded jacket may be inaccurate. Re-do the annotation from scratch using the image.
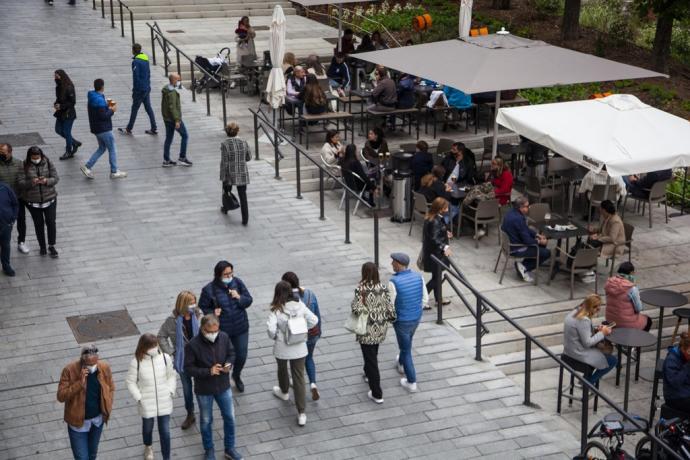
[132,53,151,93]
[87,90,114,135]
[125,350,176,418]
[604,275,648,330]
[663,345,690,401]
[161,85,181,123]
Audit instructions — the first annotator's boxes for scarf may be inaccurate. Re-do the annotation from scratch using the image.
[174,313,200,373]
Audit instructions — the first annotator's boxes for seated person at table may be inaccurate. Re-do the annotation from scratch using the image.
[563,294,616,385]
[441,142,478,186]
[299,74,328,116]
[320,129,344,166]
[396,74,416,110]
[326,52,351,92]
[443,86,472,110]
[340,144,376,206]
[282,52,297,77]
[371,30,388,50]
[501,196,552,283]
[337,29,356,55]
[486,157,513,205]
[587,200,625,258]
[578,167,627,219]
[663,332,690,415]
[355,34,375,53]
[410,140,433,191]
[419,166,459,224]
[306,54,327,80]
[362,127,388,165]
[368,68,397,113]
[604,262,651,331]
[626,169,673,199]
[285,66,307,115]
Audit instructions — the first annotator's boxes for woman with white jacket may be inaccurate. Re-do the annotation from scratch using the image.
[267,281,318,427]
[126,333,176,460]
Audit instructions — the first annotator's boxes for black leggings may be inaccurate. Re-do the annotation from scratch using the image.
[425,262,443,303]
[224,184,248,224]
[27,200,57,250]
[644,316,653,332]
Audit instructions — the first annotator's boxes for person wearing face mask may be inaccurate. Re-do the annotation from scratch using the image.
[0,143,29,256]
[53,69,82,160]
[157,290,201,430]
[199,260,253,393]
[184,314,243,460]
[604,262,651,331]
[161,73,192,167]
[663,332,690,416]
[57,345,115,460]
[18,146,60,258]
[126,333,176,460]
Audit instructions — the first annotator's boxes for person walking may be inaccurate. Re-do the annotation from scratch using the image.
[184,314,243,460]
[267,281,319,426]
[161,73,192,167]
[0,180,18,276]
[18,147,60,258]
[0,143,29,255]
[351,262,396,404]
[126,333,176,460]
[119,43,158,136]
[220,122,251,224]
[234,16,256,64]
[80,79,127,179]
[53,69,82,160]
[199,261,253,392]
[281,271,322,400]
[422,197,452,307]
[157,290,201,430]
[56,345,115,460]
[389,252,427,392]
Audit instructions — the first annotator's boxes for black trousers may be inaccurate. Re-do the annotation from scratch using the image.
[360,343,382,399]
[426,262,443,303]
[16,199,27,244]
[27,200,57,250]
[223,183,248,224]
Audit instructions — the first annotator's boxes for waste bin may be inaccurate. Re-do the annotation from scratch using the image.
[391,171,412,222]
[525,142,549,179]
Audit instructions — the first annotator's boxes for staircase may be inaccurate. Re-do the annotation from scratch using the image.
[118,0,296,20]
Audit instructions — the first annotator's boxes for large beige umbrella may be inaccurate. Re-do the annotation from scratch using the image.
[265,5,287,109]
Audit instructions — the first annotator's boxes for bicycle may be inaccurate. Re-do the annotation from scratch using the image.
[583,415,648,460]
[636,417,690,460]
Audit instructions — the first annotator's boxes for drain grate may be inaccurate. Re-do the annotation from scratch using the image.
[66,310,140,344]
[0,132,45,147]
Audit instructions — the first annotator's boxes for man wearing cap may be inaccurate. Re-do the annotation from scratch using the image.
[388,252,427,393]
[57,345,115,460]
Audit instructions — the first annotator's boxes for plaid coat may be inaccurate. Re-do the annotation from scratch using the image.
[220,137,251,186]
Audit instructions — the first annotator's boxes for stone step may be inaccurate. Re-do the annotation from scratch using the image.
[129,8,296,20]
[122,0,293,6]
[123,3,295,13]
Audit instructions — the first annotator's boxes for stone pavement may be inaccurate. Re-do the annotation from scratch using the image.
[0,1,575,459]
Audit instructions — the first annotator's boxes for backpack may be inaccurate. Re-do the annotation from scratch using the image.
[284,307,309,345]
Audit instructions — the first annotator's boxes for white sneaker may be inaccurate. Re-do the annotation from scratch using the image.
[474,229,486,239]
[297,413,307,426]
[523,271,535,283]
[581,275,596,284]
[80,165,94,179]
[515,262,530,282]
[17,242,29,254]
[395,355,404,375]
[144,445,154,460]
[272,386,289,401]
[400,378,418,393]
[367,390,384,404]
[230,81,237,89]
[362,374,369,383]
[110,170,128,179]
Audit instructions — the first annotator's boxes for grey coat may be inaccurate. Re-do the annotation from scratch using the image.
[157,308,202,356]
[563,308,608,369]
[18,157,58,204]
[220,138,251,186]
[0,157,24,194]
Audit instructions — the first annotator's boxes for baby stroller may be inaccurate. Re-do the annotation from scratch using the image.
[192,47,232,93]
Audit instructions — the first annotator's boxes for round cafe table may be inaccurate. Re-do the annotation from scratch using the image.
[607,327,656,412]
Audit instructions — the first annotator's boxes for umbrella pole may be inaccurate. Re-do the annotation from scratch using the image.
[491,90,502,158]
[337,4,343,53]
[604,175,610,201]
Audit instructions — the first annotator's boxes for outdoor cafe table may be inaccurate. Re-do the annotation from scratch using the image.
[539,218,589,250]
[348,88,372,134]
[608,327,657,411]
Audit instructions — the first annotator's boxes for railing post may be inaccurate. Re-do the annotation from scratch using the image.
[436,263,443,325]
[163,38,169,76]
[344,192,351,244]
[119,2,124,37]
[190,62,196,103]
[319,170,325,220]
[205,85,210,116]
[580,383,589,454]
[221,86,227,126]
[273,128,280,179]
[101,0,105,18]
[109,0,115,28]
[373,211,379,267]
[150,26,156,65]
[253,112,259,161]
[475,297,483,361]
[524,336,531,406]
[130,10,135,46]
[295,146,302,199]
[176,49,181,77]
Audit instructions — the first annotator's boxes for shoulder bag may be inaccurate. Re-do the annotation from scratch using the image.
[344,289,368,335]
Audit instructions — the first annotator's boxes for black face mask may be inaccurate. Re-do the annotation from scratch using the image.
[0,155,10,163]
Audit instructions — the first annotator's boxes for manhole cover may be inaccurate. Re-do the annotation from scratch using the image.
[167,29,184,33]
[66,310,140,344]
[0,132,45,147]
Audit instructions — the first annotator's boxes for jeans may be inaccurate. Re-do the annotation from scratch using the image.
[55,117,76,152]
[394,320,419,383]
[223,184,248,225]
[305,338,318,384]
[16,199,26,244]
[67,423,104,460]
[127,90,157,132]
[179,371,194,413]
[587,353,617,385]
[360,343,382,399]
[27,200,57,251]
[228,331,249,380]
[512,245,551,273]
[443,204,460,225]
[86,131,118,173]
[142,415,170,460]
[0,223,12,270]
[197,389,236,453]
[163,120,188,161]
[277,357,306,413]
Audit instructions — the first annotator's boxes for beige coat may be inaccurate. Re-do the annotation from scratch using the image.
[596,214,625,257]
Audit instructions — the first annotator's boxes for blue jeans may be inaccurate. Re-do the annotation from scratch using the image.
[179,371,194,413]
[394,320,419,383]
[0,223,11,271]
[86,131,118,173]
[305,338,318,384]
[197,389,236,453]
[163,120,188,161]
[127,90,157,132]
[67,423,104,460]
[443,205,460,225]
[55,117,75,152]
[512,245,551,273]
[228,331,249,380]
[142,415,170,460]
[587,353,618,385]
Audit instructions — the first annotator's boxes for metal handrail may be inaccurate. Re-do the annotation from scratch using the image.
[430,254,682,458]
[303,5,401,48]
[248,106,380,266]
[116,0,136,46]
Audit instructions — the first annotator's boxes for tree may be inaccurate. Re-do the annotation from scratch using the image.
[492,0,510,10]
[635,0,690,73]
[561,0,582,40]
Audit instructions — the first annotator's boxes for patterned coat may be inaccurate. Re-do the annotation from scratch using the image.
[351,282,396,345]
[220,137,251,186]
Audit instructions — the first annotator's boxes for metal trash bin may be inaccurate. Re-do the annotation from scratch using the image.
[391,172,412,222]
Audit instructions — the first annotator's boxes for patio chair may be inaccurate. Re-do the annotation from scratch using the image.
[434,138,455,165]
[622,179,669,228]
[494,230,540,285]
[526,203,561,228]
[546,157,573,208]
[548,246,599,300]
[399,143,417,153]
[604,222,634,277]
[320,153,342,191]
[587,184,610,227]
[339,170,368,216]
[525,176,561,208]
[408,191,430,238]
[459,198,500,248]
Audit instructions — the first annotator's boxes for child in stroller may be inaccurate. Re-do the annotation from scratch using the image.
[193,47,233,92]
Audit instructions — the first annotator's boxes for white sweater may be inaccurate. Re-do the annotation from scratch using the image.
[267,300,319,360]
[125,350,177,418]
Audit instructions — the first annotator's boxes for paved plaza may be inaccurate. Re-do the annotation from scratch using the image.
[0,2,578,460]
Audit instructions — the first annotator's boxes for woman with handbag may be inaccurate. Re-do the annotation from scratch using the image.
[220,122,251,225]
[281,271,323,401]
[53,69,82,160]
[351,262,396,404]
[267,281,318,426]
[422,197,452,308]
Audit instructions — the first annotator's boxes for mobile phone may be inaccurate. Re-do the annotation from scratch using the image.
[608,321,616,328]
[223,363,231,368]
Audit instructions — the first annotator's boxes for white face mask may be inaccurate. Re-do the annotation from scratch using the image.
[204,332,219,343]
[87,364,98,374]
[31,158,41,165]
[222,277,233,285]
[187,304,196,310]
[146,347,158,356]
[176,81,182,89]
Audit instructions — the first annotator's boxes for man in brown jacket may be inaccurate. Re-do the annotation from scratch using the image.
[57,345,114,460]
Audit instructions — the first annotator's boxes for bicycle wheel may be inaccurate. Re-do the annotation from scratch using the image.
[584,441,610,460]
[635,436,653,460]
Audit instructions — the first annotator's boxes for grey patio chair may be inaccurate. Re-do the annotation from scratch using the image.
[434,138,455,165]
[408,191,430,239]
[525,176,561,208]
[587,184,610,227]
[494,230,540,285]
[548,246,599,300]
[604,222,634,277]
[526,203,561,228]
[460,198,500,248]
[399,143,418,153]
[622,179,670,228]
[319,152,342,191]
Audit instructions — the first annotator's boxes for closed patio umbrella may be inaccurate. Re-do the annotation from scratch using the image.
[265,5,287,109]
[459,0,473,38]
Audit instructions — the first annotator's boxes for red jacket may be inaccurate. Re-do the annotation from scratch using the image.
[492,169,513,205]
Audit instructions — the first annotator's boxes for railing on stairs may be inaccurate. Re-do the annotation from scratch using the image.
[92,0,136,46]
